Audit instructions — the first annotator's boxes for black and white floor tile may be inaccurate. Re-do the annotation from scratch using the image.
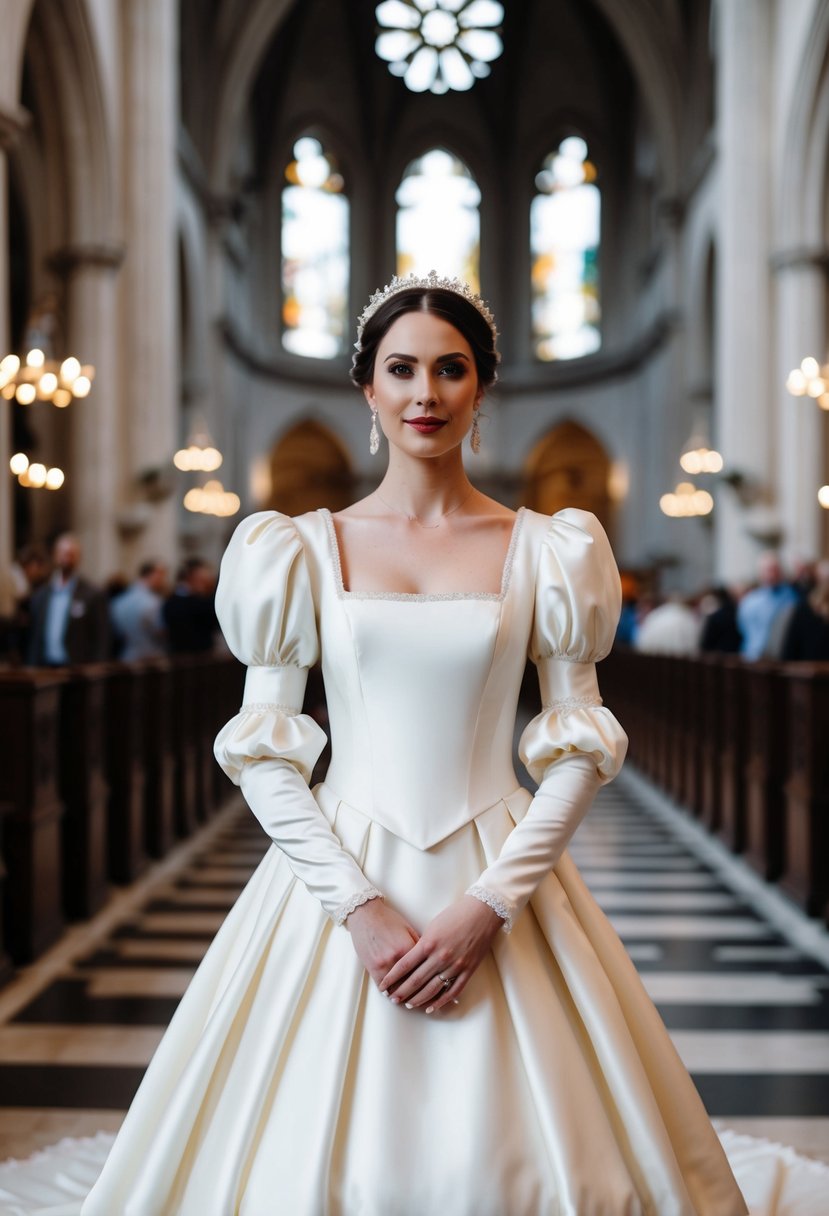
[0,775,828,1166]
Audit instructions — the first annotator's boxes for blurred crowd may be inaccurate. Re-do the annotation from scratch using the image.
[1,533,221,668]
[619,552,829,661]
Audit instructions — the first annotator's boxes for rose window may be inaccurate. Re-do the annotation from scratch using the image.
[375,0,504,94]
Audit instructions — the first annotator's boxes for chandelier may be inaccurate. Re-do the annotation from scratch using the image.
[0,349,93,407]
[786,355,829,408]
[785,355,829,509]
[174,422,239,517]
[3,346,94,491]
[659,481,714,518]
[659,417,721,518]
[183,480,240,517]
[375,0,504,94]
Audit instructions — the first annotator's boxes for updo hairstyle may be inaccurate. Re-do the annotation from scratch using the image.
[350,287,500,391]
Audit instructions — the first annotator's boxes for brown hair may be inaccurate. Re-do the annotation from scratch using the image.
[350,287,499,390]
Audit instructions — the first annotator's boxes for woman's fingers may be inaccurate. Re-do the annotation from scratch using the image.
[398,972,449,1009]
[424,970,468,1013]
[378,939,428,991]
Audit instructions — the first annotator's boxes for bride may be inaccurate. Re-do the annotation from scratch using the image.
[75,272,752,1212]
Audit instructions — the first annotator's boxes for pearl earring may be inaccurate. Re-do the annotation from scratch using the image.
[369,409,380,456]
[470,410,481,454]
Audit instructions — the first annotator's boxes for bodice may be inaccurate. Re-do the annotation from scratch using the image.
[292,509,539,849]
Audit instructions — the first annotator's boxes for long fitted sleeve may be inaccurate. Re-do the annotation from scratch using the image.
[213,512,382,924]
[467,509,628,931]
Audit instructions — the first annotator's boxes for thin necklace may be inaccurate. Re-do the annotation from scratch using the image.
[375,485,475,530]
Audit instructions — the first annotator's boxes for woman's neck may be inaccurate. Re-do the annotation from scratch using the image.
[376,448,474,520]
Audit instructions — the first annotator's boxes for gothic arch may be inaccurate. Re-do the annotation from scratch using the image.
[522,419,612,523]
[18,0,114,248]
[778,2,829,248]
[587,0,681,194]
[211,0,298,192]
[268,418,354,515]
[211,0,681,198]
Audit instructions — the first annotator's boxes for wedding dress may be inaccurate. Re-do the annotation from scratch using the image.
[70,503,752,1216]
[3,503,828,1212]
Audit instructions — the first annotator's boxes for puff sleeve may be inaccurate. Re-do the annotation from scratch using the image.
[467,508,628,931]
[213,512,383,925]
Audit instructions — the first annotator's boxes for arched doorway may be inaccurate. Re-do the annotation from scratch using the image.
[268,420,354,515]
[522,420,611,524]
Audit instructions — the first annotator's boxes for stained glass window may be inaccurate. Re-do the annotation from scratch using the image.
[281,137,349,359]
[396,149,480,289]
[375,0,504,95]
[531,136,600,361]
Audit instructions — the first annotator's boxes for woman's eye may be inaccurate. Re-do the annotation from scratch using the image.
[439,362,465,377]
[388,363,413,376]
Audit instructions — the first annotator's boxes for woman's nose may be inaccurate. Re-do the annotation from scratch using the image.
[415,374,438,406]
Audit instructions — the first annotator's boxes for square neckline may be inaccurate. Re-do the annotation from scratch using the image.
[319,506,526,603]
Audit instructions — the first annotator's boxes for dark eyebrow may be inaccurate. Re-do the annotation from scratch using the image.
[383,352,470,363]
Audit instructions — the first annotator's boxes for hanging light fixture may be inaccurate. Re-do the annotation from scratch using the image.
[0,349,94,407]
[8,452,65,491]
[375,0,504,95]
[659,481,714,518]
[678,412,723,475]
[173,422,223,472]
[659,412,721,518]
[786,355,829,409]
[183,480,240,517]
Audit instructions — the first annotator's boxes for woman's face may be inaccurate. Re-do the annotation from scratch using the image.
[364,310,481,459]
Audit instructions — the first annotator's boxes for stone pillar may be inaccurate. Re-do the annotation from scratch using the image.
[48,245,125,581]
[120,0,179,567]
[0,107,29,615]
[773,252,827,563]
[714,0,775,581]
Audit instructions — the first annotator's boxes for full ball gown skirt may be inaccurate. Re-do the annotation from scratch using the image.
[71,506,750,1215]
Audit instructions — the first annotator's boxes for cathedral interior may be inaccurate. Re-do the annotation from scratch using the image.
[1,0,829,1204]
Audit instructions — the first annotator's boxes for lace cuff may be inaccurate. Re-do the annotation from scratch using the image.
[465,884,516,934]
[542,694,603,714]
[333,887,384,926]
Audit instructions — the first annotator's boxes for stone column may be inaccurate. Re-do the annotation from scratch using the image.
[773,252,827,563]
[120,0,179,568]
[714,0,775,581]
[0,107,29,615]
[49,244,124,581]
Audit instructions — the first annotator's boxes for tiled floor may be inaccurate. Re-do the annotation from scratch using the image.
[1,774,828,1166]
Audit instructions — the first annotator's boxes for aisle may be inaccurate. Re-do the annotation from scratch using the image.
[0,775,827,1169]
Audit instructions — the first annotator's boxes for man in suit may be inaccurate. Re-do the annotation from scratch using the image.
[28,533,110,666]
[162,557,218,654]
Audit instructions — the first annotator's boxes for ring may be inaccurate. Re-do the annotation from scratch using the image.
[438,973,454,989]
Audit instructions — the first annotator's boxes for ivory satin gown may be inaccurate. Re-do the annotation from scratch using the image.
[76,505,750,1216]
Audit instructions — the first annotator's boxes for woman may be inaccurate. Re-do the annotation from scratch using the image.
[56,273,752,1213]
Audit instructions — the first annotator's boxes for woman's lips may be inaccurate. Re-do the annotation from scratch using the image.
[405,418,448,433]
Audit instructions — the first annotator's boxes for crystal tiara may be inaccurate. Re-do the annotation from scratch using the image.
[355,270,497,346]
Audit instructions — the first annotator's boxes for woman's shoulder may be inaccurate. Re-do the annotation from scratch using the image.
[520,506,612,563]
[216,510,320,667]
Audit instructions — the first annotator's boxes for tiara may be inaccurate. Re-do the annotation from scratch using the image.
[355,270,497,347]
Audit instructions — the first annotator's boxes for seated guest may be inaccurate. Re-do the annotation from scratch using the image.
[163,558,218,654]
[737,552,798,660]
[111,560,169,660]
[781,561,829,660]
[635,595,700,655]
[698,585,742,654]
[28,533,110,666]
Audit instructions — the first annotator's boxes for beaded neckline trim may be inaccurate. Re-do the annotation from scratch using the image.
[320,507,525,603]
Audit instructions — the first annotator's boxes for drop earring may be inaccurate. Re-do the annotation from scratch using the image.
[369,409,380,456]
[470,410,481,454]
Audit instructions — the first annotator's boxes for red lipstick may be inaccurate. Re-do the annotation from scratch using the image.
[405,418,448,433]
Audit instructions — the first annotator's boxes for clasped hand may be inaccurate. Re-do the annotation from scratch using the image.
[346,895,503,1014]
